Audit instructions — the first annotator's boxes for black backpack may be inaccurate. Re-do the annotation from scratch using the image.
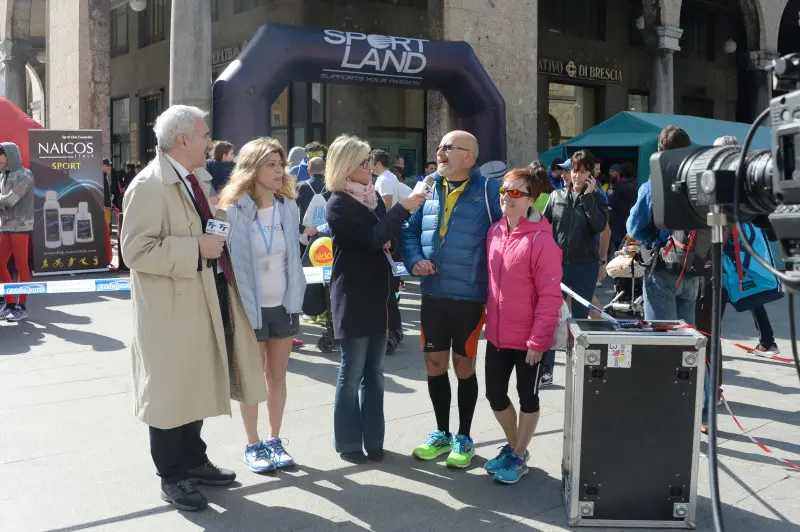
[659,229,713,282]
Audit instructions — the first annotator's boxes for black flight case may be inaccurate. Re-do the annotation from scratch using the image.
[562,320,707,528]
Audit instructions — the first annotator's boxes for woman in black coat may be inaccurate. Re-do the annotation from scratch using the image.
[324,134,425,464]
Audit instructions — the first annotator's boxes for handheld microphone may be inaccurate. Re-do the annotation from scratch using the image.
[205,210,230,268]
[412,174,436,199]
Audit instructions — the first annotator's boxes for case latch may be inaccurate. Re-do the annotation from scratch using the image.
[682,351,699,368]
[584,349,601,366]
[579,501,595,517]
[673,502,689,519]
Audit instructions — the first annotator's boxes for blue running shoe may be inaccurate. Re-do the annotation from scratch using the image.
[263,438,295,468]
[493,452,529,484]
[0,303,13,320]
[484,445,530,475]
[484,444,513,475]
[243,441,274,473]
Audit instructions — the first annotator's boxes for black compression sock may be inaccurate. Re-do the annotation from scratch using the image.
[457,373,479,438]
[427,373,451,434]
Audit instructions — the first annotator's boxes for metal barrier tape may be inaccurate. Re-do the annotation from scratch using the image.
[0,263,410,296]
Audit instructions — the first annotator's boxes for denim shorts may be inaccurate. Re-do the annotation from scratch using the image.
[254,306,299,342]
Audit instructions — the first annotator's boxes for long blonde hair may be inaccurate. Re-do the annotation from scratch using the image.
[217,137,296,208]
[325,134,371,192]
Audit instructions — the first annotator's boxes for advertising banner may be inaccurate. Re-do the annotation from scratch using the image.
[213,23,507,167]
[28,130,107,275]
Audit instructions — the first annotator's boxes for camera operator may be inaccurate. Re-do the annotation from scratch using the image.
[626,126,699,323]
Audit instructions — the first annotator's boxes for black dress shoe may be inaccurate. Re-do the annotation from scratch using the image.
[160,479,208,512]
[187,461,236,486]
[366,449,384,462]
[339,451,368,464]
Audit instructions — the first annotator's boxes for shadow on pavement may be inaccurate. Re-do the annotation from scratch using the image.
[44,443,798,532]
[286,356,417,395]
[0,317,125,356]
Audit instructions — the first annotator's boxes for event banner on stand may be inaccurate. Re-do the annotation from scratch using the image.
[29,130,107,275]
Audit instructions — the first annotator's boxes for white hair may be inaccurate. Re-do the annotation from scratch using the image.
[153,105,208,152]
[713,135,739,147]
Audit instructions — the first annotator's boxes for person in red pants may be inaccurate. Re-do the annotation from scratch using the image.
[0,143,35,322]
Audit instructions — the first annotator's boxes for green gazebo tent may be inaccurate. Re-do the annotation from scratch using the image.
[538,112,772,183]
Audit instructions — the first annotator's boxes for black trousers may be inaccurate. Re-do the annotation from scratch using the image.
[149,420,208,484]
[485,342,543,414]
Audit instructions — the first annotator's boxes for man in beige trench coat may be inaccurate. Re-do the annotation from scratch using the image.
[121,105,266,512]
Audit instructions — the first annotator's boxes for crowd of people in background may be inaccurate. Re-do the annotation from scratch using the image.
[0,103,786,513]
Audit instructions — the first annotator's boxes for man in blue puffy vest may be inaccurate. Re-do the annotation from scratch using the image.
[402,130,502,469]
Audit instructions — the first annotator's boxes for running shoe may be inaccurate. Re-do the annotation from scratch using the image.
[6,304,27,322]
[292,338,304,348]
[484,445,529,476]
[754,342,780,355]
[540,373,554,387]
[493,452,529,484]
[0,304,13,320]
[263,438,295,468]
[412,430,453,460]
[242,441,275,473]
[445,434,475,469]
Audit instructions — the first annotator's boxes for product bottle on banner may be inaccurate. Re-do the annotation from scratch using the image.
[44,191,62,249]
[75,201,94,243]
[59,207,77,246]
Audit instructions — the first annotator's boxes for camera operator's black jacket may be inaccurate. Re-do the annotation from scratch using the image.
[543,187,608,265]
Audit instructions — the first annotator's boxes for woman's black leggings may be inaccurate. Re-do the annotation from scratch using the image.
[485,342,542,414]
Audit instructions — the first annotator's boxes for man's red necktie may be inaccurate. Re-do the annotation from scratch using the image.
[185,173,232,285]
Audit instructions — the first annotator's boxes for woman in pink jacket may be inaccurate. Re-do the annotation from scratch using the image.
[483,168,563,485]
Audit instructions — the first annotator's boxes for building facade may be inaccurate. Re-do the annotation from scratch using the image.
[0,0,796,174]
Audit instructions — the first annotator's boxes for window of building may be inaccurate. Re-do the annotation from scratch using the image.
[111,98,131,169]
[628,0,645,48]
[140,93,165,162]
[110,6,128,57]
[628,92,649,112]
[139,0,167,48]
[211,0,219,22]
[545,0,606,41]
[271,82,326,150]
[233,0,268,14]
[682,96,714,118]
[549,82,597,147]
[680,1,715,62]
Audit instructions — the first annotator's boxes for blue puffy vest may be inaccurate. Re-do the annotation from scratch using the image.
[401,168,502,302]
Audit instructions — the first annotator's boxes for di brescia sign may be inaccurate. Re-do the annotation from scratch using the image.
[538,58,623,84]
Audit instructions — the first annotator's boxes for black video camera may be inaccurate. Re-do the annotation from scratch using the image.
[650,53,800,287]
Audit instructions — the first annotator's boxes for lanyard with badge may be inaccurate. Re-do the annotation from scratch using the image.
[256,206,277,271]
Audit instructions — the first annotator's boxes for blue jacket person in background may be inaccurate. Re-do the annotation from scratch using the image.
[626,125,697,323]
[402,130,502,469]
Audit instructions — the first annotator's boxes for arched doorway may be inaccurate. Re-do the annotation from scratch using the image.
[676,0,756,121]
[213,24,507,166]
[778,0,800,56]
[548,114,562,149]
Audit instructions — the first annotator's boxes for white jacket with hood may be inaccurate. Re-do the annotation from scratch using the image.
[0,142,35,233]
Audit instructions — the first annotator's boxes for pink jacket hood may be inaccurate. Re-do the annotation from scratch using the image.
[485,214,563,352]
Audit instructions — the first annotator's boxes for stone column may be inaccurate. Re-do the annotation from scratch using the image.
[0,39,30,113]
[46,0,111,156]
[749,50,778,119]
[650,25,682,114]
[427,0,538,167]
[169,0,212,112]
